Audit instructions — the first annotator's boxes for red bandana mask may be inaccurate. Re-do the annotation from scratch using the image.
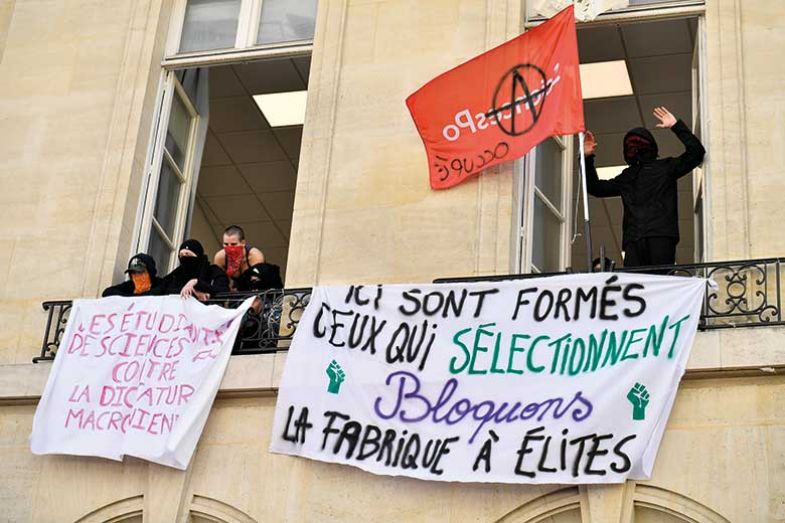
[224,245,245,277]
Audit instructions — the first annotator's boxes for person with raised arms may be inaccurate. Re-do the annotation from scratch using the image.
[583,106,705,268]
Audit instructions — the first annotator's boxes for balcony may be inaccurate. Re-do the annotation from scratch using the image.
[437,257,785,330]
[34,288,312,363]
[34,258,784,363]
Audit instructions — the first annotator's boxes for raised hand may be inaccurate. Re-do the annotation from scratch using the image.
[583,130,597,156]
[653,106,677,128]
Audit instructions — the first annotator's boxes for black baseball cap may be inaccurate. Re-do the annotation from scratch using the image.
[124,254,157,276]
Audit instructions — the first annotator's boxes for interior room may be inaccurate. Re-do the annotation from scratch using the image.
[187,55,311,281]
[571,17,699,271]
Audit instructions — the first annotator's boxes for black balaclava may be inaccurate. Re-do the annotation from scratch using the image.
[623,127,658,165]
[178,239,207,278]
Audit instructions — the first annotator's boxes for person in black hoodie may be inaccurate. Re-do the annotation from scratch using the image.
[584,106,705,268]
[234,261,284,292]
[102,254,164,297]
[162,239,230,301]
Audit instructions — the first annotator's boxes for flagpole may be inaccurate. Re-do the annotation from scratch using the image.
[578,132,593,271]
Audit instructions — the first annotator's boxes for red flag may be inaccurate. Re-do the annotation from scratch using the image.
[406,5,584,190]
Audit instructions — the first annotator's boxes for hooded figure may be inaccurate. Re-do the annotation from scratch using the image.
[161,239,230,299]
[623,127,658,165]
[584,107,705,268]
[234,262,283,291]
[102,253,164,297]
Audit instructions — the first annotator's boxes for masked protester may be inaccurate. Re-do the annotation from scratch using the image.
[212,225,269,291]
[584,106,705,268]
[162,239,230,300]
[102,254,163,297]
[234,260,283,291]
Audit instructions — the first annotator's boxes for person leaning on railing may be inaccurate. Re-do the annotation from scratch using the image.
[161,239,230,302]
[583,106,705,268]
[213,224,283,292]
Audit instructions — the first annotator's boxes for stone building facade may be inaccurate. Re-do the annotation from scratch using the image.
[0,0,784,521]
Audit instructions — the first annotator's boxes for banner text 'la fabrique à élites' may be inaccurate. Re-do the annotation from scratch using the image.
[271,273,705,484]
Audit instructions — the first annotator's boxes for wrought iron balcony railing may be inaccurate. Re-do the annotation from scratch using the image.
[34,288,312,363]
[35,258,785,362]
[434,257,785,331]
[622,257,784,329]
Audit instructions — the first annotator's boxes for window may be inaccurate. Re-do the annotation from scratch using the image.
[516,137,573,274]
[691,16,707,262]
[569,16,703,271]
[140,72,204,271]
[256,0,317,45]
[180,0,243,53]
[173,0,318,56]
[136,0,315,280]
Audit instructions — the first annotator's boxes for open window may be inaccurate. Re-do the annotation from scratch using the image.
[518,0,707,272]
[137,70,208,272]
[568,16,703,271]
[134,1,316,281]
[189,56,309,280]
[518,13,705,273]
[516,137,574,273]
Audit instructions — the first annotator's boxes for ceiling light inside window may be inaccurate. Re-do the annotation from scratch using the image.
[579,60,633,99]
[253,91,308,127]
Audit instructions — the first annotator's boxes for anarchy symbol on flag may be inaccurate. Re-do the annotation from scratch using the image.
[406,5,584,189]
[489,64,549,137]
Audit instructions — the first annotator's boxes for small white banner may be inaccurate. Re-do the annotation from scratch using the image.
[30,295,254,469]
[271,273,705,484]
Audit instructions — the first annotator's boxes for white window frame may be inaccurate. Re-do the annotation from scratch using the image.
[134,73,201,272]
[165,0,316,64]
[692,15,709,262]
[515,136,574,274]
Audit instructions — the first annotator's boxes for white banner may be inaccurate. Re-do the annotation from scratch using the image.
[271,273,705,484]
[30,295,254,469]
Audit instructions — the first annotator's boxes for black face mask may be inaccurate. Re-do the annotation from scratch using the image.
[179,256,202,276]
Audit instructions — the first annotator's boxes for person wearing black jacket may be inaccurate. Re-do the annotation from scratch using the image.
[234,261,283,292]
[584,106,705,268]
[102,253,164,297]
[161,239,230,301]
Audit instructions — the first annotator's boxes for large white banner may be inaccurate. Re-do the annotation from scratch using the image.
[30,295,254,469]
[271,273,705,484]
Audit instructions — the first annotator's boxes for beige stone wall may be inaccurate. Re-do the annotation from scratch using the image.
[1,0,785,521]
[704,0,785,261]
[286,0,520,288]
[2,342,783,522]
[0,0,170,364]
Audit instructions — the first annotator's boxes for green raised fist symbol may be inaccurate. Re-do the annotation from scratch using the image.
[326,360,345,394]
[627,382,650,421]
